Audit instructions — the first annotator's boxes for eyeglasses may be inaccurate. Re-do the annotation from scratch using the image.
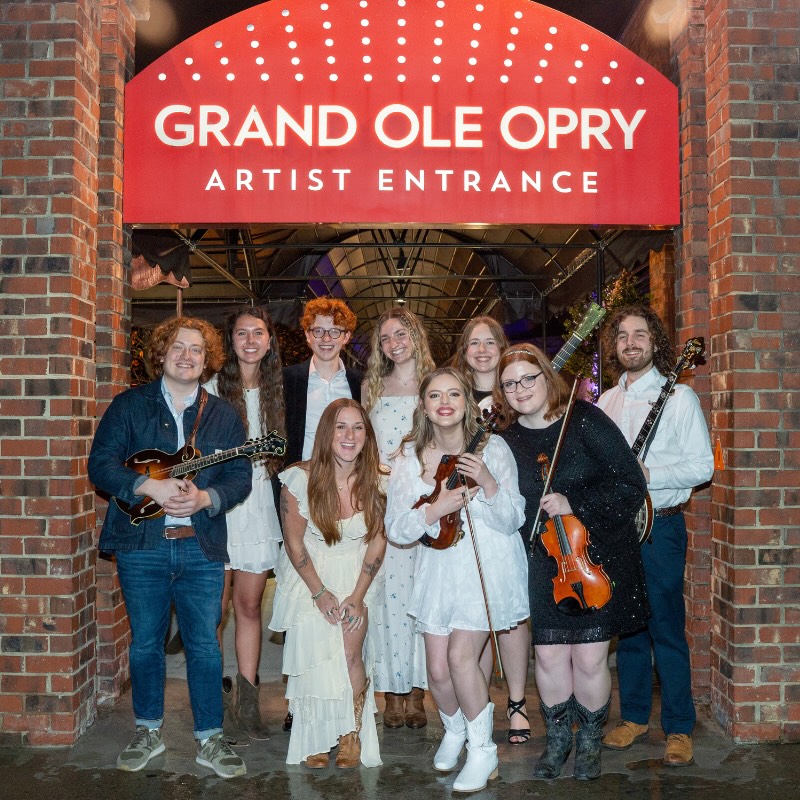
[500,372,543,393]
[309,327,345,339]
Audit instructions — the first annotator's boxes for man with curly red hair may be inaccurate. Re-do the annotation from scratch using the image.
[89,316,252,778]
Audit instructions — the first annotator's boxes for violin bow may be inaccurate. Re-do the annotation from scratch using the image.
[529,377,582,545]
[459,475,505,680]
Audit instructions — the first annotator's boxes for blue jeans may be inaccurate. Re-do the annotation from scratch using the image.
[615,513,696,735]
[116,537,225,740]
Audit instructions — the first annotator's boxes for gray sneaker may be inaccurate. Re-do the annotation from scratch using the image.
[196,732,247,778]
[116,726,165,771]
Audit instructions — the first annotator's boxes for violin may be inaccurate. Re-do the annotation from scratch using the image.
[416,405,501,550]
[536,454,613,616]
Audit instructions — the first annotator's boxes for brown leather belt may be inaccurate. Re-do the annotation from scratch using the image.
[654,504,685,518]
[164,526,196,539]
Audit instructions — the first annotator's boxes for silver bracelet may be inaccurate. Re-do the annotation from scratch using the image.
[310,586,326,603]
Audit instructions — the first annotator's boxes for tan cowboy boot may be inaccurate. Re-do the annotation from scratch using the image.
[383,692,405,728]
[305,752,329,768]
[336,679,370,769]
[405,687,428,729]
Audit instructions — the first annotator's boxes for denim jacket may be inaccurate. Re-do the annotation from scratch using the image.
[88,378,252,562]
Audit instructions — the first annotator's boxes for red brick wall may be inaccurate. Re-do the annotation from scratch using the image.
[705,0,799,743]
[0,0,134,746]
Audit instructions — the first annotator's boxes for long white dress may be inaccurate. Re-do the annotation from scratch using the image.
[204,377,283,572]
[385,436,529,634]
[369,395,428,693]
[269,466,384,766]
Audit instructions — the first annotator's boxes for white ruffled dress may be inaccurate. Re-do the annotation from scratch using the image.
[369,395,428,693]
[204,377,282,572]
[269,465,383,766]
[385,436,529,635]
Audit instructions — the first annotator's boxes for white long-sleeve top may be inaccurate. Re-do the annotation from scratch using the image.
[385,435,528,635]
[597,366,714,509]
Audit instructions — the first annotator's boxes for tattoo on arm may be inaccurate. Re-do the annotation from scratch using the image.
[297,546,310,571]
[362,556,382,579]
[280,490,289,525]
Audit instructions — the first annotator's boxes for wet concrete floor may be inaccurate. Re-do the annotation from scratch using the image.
[2,603,797,800]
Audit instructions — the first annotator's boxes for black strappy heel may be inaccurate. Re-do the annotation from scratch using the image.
[507,697,531,744]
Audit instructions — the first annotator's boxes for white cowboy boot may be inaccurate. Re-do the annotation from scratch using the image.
[452,702,498,792]
[433,708,467,772]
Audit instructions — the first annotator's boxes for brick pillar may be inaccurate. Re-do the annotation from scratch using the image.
[0,0,135,745]
[95,0,136,707]
[649,243,676,341]
[705,0,799,742]
[670,0,714,706]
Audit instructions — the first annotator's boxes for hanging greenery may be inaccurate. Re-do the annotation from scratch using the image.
[561,269,648,399]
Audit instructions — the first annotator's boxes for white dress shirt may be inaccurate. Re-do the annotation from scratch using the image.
[596,366,713,509]
[302,358,353,460]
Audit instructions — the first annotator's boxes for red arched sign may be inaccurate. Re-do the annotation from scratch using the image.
[124,0,679,226]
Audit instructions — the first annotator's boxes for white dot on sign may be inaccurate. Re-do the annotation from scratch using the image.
[510,26,518,35]
[327,56,335,64]
[226,73,235,81]
[581,43,589,51]
[295,73,303,81]
[330,74,338,81]
[437,0,445,7]
[636,77,645,84]
[610,60,618,68]
[220,57,229,65]
[568,76,577,84]
[468,57,477,65]
[476,4,484,12]
[507,43,515,51]
[470,40,479,48]
[534,75,543,83]
[539,59,548,67]
[321,3,329,9]
[184,57,193,65]
[433,55,442,64]
[397,37,405,44]
[602,76,611,84]
[325,38,334,46]
[435,20,444,28]
[285,25,293,32]
[364,73,373,81]
[434,37,442,45]
[398,55,406,63]
[363,55,371,63]
[363,37,371,44]
[291,57,300,65]
[500,75,509,83]
[515,11,523,19]
[398,19,406,27]
[260,73,269,81]
[398,0,406,6]
[544,43,553,51]
[361,19,369,27]
[575,60,583,68]
[467,74,475,82]
[247,24,254,32]
[282,9,290,16]
[215,40,222,48]
[549,26,557,34]
[250,41,259,48]
[289,41,297,49]
[192,73,200,81]
[472,23,480,30]
[398,74,406,82]
[256,56,264,65]
[432,74,440,82]
[360,0,368,6]
[323,21,332,29]
[504,58,512,67]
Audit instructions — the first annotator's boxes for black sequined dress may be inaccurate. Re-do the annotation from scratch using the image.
[499,400,650,645]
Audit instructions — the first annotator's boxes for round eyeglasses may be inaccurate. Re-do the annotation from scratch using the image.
[309,327,344,339]
[500,371,543,393]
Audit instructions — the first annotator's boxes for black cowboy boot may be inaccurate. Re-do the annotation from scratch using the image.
[533,696,575,779]
[573,697,611,780]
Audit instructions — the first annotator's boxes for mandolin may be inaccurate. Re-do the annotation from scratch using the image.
[632,338,705,544]
[115,432,286,525]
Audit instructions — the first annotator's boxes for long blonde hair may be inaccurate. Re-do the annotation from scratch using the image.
[308,399,386,546]
[363,307,436,412]
[399,367,485,474]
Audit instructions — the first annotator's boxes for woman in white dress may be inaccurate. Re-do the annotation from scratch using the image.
[385,368,528,792]
[362,307,436,729]
[205,306,285,740]
[270,399,387,768]
[453,317,533,745]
